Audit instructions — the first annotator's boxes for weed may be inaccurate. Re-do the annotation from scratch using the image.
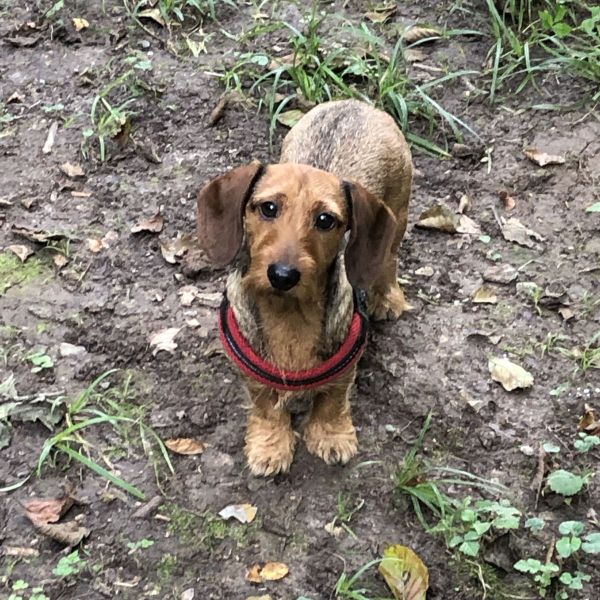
[330,492,365,538]
[573,433,600,453]
[546,468,593,498]
[52,550,86,577]
[158,553,178,581]
[37,370,173,500]
[334,559,384,600]
[127,538,155,553]
[0,253,47,296]
[558,330,600,375]
[26,350,54,373]
[220,9,479,155]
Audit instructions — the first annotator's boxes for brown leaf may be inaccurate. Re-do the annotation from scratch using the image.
[416,204,458,232]
[7,244,34,262]
[365,4,397,24]
[523,148,565,167]
[456,214,481,235]
[473,285,498,304]
[11,225,65,244]
[259,562,289,581]
[379,544,429,600]
[489,357,534,391]
[60,162,85,178]
[138,8,166,26]
[149,327,181,354]
[165,438,206,455]
[498,190,516,211]
[579,404,600,436]
[483,264,518,284]
[178,285,198,307]
[33,521,90,546]
[246,564,263,584]
[131,211,164,234]
[24,495,75,525]
[208,95,228,127]
[403,26,440,44]
[276,109,305,128]
[159,234,193,264]
[558,307,574,321]
[87,238,104,253]
[500,217,544,248]
[53,254,68,269]
[72,17,89,31]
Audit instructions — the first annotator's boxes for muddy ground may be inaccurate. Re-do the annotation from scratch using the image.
[1,1,599,599]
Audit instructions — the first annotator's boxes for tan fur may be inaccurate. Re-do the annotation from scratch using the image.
[196,100,412,476]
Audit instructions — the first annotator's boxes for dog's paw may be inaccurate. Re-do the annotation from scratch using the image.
[369,284,411,321]
[304,418,358,465]
[245,417,297,476]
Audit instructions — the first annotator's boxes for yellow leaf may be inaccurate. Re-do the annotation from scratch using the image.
[403,26,440,44]
[259,561,289,581]
[488,357,534,391]
[164,438,206,455]
[72,17,89,31]
[245,564,262,583]
[218,503,257,524]
[379,545,429,600]
[473,285,498,304]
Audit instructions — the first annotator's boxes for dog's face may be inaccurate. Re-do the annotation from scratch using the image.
[197,162,397,294]
[242,164,347,300]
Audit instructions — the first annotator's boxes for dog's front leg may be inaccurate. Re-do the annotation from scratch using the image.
[304,377,358,465]
[244,385,297,476]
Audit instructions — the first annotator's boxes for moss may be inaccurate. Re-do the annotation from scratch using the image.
[0,252,47,296]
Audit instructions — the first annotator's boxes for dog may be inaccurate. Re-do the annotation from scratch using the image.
[196,99,412,476]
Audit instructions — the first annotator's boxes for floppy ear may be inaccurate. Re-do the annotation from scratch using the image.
[343,181,398,290]
[196,162,264,266]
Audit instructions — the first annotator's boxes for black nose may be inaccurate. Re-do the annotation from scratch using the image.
[267,263,301,291]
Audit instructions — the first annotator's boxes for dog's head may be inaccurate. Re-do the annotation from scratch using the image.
[197,163,397,298]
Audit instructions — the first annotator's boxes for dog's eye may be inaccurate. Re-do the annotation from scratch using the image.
[259,201,279,219]
[315,212,337,231]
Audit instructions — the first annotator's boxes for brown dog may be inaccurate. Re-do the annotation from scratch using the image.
[197,100,412,476]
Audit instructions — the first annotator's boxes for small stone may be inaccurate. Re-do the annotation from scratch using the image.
[483,264,518,284]
[415,266,434,277]
[59,342,87,357]
[519,444,535,456]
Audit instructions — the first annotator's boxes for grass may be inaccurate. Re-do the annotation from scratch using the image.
[37,370,173,500]
[0,253,48,296]
[485,0,600,102]
[219,7,480,155]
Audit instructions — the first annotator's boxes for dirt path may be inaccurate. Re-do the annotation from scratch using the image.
[1,2,599,599]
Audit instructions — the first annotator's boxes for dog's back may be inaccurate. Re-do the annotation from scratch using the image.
[280,99,412,216]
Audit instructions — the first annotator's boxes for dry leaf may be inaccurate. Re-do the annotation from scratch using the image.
[42,121,58,154]
[33,521,89,546]
[498,190,516,211]
[138,8,166,26]
[500,217,544,248]
[458,194,471,214]
[195,291,222,308]
[416,204,458,232]
[160,234,193,264]
[246,596,273,600]
[12,225,52,244]
[218,503,257,524]
[72,17,89,31]
[403,26,440,44]
[178,285,199,307]
[404,48,427,63]
[87,238,103,253]
[71,190,92,198]
[24,495,75,525]
[415,266,434,277]
[208,95,228,127]
[324,520,343,537]
[60,162,85,178]
[245,564,263,583]
[457,214,481,235]
[473,285,498,304]
[259,562,289,581]
[276,109,304,128]
[579,404,600,436]
[149,327,181,355]
[7,244,34,262]
[131,212,164,234]
[53,254,68,268]
[489,357,534,391]
[165,438,206,455]
[365,4,397,23]
[379,544,429,600]
[523,148,565,167]
[558,307,574,321]
[483,264,517,284]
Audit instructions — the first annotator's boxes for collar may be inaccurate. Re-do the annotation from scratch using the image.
[218,291,368,392]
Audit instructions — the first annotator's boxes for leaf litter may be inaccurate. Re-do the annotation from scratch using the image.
[148,327,181,354]
[164,438,207,455]
[131,211,164,234]
[500,217,544,248]
[523,148,565,167]
[416,203,481,235]
[218,503,257,524]
[246,562,289,583]
[7,244,34,262]
[379,544,429,600]
[489,357,534,391]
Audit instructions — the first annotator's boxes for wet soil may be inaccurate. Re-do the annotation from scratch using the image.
[1,1,599,599]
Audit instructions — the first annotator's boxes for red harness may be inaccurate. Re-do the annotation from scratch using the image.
[218,293,368,392]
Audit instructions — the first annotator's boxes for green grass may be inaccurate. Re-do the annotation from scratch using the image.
[219,8,480,156]
[0,253,48,296]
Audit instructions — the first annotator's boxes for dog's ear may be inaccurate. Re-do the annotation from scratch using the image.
[343,181,397,290]
[197,162,265,266]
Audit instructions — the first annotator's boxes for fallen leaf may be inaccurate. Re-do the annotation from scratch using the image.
[416,204,458,232]
[457,194,471,214]
[3,546,40,558]
[7,244,34,262]
[473,285,498,304]
[87,238,103,253]
[218,503,257,524]
[414,266,434,277]
[276,109,304,128]
[457,214,481,235]
[71,190,92,198]
[165,438,206,455]
[11,225,67,244]
[403,26,440,44]
[138,8,166,26]
[324,520,343,537]
[500,217,544,248]
[33,521,90,546]
[42,121,58,154]
[483,264,517,284]
[523,148,565,167]
[149,327,181,355]
[178,285,199,307]
[558,307,574,321]
[379,544,429,600]
[195,291,222,308]
[245,564,263,583]
[498,190,516,211]
[489,357,534,391]
[131,211,164,234]
[160,234,193,264]
[72,17,89,31]
[7,35,41,47]
[24,494,76,525]
[53,254,68,268]
[208,95,228,127]
[579,404,600,436]
[60,162,85,178]
[365,4,397,23]
[259,562,289,581]
[404,48,427,62]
